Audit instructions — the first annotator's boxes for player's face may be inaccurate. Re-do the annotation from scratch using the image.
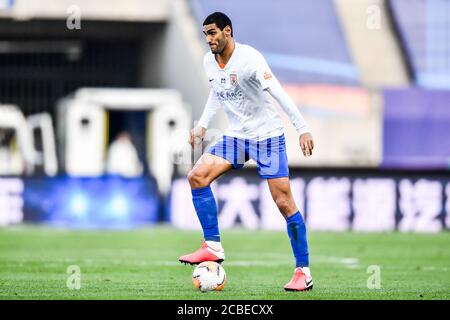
[203,24,229,54]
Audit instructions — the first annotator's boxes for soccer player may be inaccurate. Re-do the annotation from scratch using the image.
[179,12,315,291]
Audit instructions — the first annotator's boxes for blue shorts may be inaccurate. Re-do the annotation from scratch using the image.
[207,134,289,179]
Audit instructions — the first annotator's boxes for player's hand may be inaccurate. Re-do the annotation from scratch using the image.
[188,126,206,149]
[299,132,314,157]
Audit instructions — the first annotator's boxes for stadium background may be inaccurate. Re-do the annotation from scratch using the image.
[0,0,449,300]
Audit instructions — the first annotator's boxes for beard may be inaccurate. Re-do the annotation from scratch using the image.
[210,46,223,54]
[210,39,225,54]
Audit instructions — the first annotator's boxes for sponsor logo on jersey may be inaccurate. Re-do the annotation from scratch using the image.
[221,78,226,84]
[216,89,244,101]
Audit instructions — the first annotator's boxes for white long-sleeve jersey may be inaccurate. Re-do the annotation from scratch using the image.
[198,42,310,141]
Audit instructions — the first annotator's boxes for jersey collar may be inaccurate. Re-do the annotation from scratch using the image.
[215,42,239,71]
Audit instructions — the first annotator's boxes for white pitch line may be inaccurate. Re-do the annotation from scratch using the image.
[153,255,362,269]
[154,261,289,267]
[421,266,449,272]
[314,256,361,269]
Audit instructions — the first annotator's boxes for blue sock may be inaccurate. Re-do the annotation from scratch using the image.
[286,211,309,267]
[191,186,220,242]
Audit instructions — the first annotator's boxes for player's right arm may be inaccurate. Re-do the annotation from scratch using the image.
[188,89,221,148]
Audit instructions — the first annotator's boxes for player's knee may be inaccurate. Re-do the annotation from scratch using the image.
[274,195,292,214]
[187,169,209,188]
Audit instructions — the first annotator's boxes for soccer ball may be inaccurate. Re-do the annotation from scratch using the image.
[192,261,227,292]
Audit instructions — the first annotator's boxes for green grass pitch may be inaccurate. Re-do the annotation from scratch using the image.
[0,225,449,300]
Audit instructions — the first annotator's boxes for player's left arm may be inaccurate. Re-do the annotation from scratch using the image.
[266,79,314,157]
[252,50,314,156]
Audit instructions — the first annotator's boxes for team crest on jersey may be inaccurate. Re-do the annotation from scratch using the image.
[230,73,238,86]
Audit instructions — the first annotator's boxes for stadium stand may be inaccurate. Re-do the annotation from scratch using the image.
[389,0,450,89]
[334,0,409,87]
